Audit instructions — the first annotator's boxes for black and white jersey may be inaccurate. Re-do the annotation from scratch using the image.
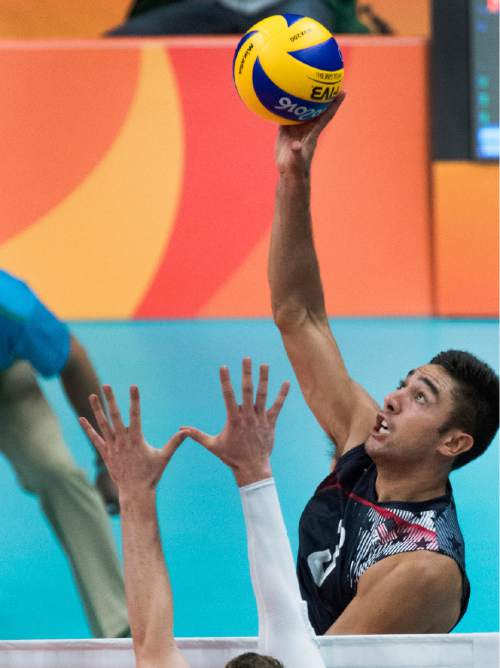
[297,445,470,635]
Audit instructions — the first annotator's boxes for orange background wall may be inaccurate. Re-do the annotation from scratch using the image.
[0,1,129,38]
[368,0,431,36]
[433,162,499,316]
[0,37,436,319]
[0,32,497,319]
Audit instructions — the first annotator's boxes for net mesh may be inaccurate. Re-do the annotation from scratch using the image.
[0,634,497,668]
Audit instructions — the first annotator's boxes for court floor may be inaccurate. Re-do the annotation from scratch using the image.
[0,317,497,639]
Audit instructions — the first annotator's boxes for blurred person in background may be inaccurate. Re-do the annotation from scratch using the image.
[81,358,327,668]
[108,0,370,36]
[0,269,128,638]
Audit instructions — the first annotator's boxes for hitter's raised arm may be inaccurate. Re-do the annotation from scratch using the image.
[269,94,378,457]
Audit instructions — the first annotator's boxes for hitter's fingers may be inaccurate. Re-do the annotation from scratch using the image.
[311,90,346,134]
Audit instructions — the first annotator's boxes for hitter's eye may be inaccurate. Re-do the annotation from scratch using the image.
[397,379,406,390]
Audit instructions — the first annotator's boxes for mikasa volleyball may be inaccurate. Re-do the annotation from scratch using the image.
[233,14,344,124]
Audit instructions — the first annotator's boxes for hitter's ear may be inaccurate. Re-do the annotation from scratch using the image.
[437,430,473,461]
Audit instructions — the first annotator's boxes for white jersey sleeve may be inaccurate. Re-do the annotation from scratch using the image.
[239,478,326,668]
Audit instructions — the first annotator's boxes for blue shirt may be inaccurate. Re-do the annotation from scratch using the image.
[0,270,70,377]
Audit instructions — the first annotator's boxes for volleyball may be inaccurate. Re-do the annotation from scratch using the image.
[233,14,344,125]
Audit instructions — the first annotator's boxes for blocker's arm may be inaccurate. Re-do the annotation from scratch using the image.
[240,478,326,668]
[180,360,322,666]
[120,488,190,668]
[80,386,190,668]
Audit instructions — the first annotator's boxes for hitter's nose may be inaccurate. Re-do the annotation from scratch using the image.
[384,391,400,414]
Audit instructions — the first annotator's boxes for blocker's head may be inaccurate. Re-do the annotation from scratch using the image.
[366,350,498,472]
[226,652,284,667]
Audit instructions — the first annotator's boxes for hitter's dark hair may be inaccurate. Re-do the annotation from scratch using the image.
[430,350,499,469]
[225,652,284,668]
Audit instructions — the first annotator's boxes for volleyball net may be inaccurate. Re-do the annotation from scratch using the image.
[0,633,497,668]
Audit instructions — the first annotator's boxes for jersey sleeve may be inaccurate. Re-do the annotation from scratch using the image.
[239,478,326,668]
[15,295,71,377]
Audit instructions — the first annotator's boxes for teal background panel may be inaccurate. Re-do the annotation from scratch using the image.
[0,318,497,638]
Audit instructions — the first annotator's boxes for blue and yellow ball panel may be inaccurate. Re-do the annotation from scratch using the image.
[290,37,343,71]
[232,30,257,76]
[252,57,330,123]
[233,14,344,124]
[281,13,306,27]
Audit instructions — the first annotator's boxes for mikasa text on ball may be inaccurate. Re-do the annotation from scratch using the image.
[233,14,344,124]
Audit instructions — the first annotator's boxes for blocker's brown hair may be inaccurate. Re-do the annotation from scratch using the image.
[226,652,284,668]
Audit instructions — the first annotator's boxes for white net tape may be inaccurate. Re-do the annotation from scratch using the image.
[0,634,497,668]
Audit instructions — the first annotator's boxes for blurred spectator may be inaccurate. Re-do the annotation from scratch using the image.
[108,0,371,36]
[0,269,128,638]
[358,3,394,34]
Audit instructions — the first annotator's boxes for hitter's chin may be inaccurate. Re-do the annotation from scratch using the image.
[365,432,391,459]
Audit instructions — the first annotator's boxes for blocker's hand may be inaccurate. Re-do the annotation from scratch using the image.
[80,385,187,495]
[275,91,346,175]
[180,358,290,487]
